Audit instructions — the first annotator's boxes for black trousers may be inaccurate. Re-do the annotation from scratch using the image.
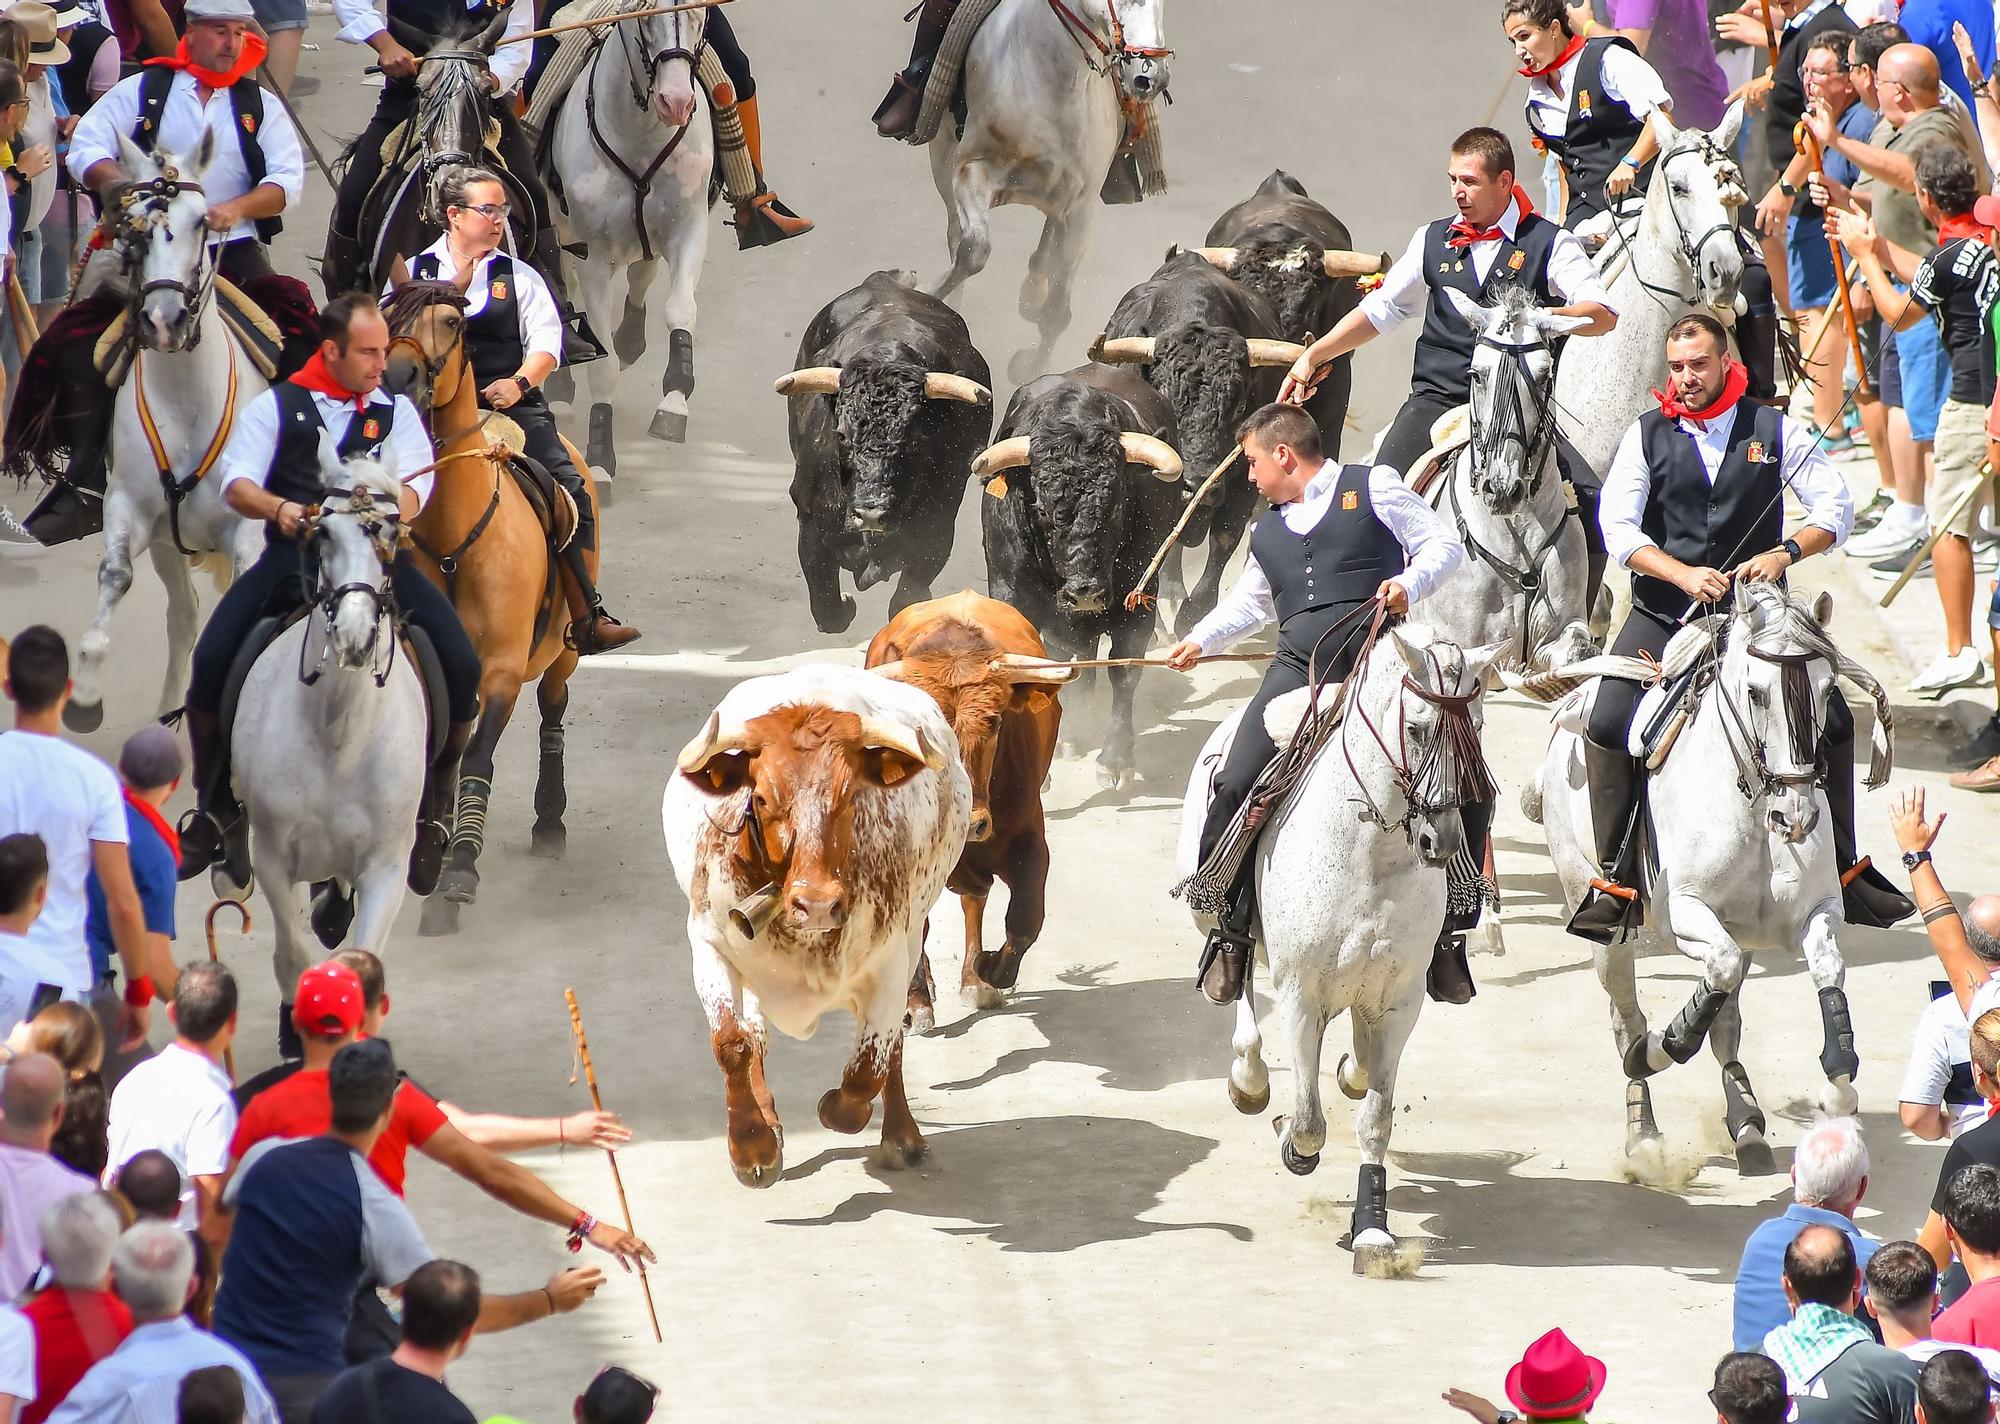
[186,541,482,721]
[502,395,595,551]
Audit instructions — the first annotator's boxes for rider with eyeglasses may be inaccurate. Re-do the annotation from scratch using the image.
[177,292,483,899]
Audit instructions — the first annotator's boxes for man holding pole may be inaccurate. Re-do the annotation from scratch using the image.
[1165,403,1468,1007]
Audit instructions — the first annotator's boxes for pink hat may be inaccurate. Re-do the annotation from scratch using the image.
[1505,1329,1608,1421]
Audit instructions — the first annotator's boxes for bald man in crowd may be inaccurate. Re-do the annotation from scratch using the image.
[112,1150,186,1223]
[0,1052,94,1297]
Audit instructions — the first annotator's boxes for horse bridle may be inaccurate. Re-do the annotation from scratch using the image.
[615,1,699,111]
[1707,633,1827,802]
[1602,139,1743,312]
[1047,0,1172,74]
[585,1,702,263]
[1468,331,1558,498]
[120,170,218,349]
[299,487,404,689]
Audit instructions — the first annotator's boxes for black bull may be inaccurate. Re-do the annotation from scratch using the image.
[781,270,995,635]
[980,367,1182,788]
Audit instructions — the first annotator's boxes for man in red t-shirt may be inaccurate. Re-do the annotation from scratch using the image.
[20,1192,133,1424]
[1935,1162,2000,1345]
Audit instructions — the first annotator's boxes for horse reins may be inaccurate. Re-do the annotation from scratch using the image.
[1593,140,1744,314]
[387,300,504,594]
[298,485,405,689]
[586,2,702,262]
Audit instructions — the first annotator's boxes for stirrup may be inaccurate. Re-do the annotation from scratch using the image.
[731,192,815,249]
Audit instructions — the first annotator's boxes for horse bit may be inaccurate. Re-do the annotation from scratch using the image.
[300,486,405,689]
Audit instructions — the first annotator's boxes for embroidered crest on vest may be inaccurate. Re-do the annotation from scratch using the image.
[490,280,507,300]
[1747,442,1767,464]
[363,418,380,439]
[1341,490,1359,511]
[1508,250,1525,271]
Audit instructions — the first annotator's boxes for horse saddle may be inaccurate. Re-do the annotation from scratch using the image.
[1404,404,1470,498]
[482,415,578,553]
[219,606,451,767]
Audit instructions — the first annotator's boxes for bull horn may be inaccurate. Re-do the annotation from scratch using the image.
[675,711,753,775]
[1245,339,1307,368]
[1190,245,1238,270]
[990,652,1079,685]
[858,716,948,772]
[1091,336,1157,365]
[1119,433,1184,481]
[773,366,841,397]
[970,436,1032,480]
[922,372,992,405]
[1323,249,1392,278]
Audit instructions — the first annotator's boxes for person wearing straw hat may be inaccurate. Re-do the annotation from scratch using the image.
[1444,1327,1609,1424]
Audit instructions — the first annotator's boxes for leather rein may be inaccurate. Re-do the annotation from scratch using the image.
[297,483,404,689]
[388,306,502,595]
[1594,139,1743,313]
[585,6,701,263]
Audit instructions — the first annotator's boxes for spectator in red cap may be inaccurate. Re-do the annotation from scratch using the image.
[1444,1327,1608,1423]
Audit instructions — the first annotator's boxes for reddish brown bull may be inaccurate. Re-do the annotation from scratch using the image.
[866,591,1073,1024]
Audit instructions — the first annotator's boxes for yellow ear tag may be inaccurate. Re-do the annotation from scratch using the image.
[985,475,1009,499]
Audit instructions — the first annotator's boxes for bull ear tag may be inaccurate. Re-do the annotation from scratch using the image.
[985,475,1009,499]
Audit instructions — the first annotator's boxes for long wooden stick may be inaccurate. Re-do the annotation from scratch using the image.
[1121,446,1242,612]
[204,901,248,1082]
[1795,121,1871,397]
[6,272,37,352]
[496,0,732,47]
[565,989,662,1344]
[1878,467,1987,608]
[256,65,338,191]
[399,442,512,485]
[1006,650,1274,673]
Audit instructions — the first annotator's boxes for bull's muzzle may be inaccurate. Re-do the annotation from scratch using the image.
[846,506,890,534]
[787,881,847,933]
[1058,584,1108,616]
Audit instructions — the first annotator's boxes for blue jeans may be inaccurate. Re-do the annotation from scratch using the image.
[1894,314,1950,442]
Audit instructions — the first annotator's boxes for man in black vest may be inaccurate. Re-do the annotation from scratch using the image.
[1280,128,1618,587]
[175,293,483,897]
[1165,403,1469,1006]
[1571,312,1912,940]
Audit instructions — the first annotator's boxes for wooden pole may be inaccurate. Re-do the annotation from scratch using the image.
[565,988,662,1344]
[256,65,338,191]
[1878,467,1987,609]
[1795,120,1871,397]
[997,650,1274,673]
[1120,445,1243,612]
[495,0,732,47]
[204,901,249,1082]
[6,272,38,352]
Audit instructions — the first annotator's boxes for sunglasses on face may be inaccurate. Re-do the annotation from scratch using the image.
[457,202,508,220]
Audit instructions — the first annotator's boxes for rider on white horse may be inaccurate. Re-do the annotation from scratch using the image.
[1568,311,1914,940]
[21,0,311,545]
[1278,127,1618,592]
[1164,403,1469,1006]
[177,292,482,897]
[400,165,639,654]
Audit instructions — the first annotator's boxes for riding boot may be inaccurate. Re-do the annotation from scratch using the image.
[532,226,605,365]
[23,405,112,546]
[1822,726,1917,927]
[409,718,475,896]
[873,0,958,139]
[1567,740,1644,942]
[729,95,814,250]
[1427,930,1475,1004]
[1195,874,1254,1006]
[321,228,367,304]
[1735,258,1783,403]
[176,708,241,883]
[560,542,641,654]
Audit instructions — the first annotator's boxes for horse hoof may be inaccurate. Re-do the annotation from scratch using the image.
[1007,349,1045,385]
[731,1148,784,1189]
[1735,1130,1778,1177]
[529,822,567,860]
[438,867,478,906]
[818,1088,873,1135]
[648,409,687,442]
[1336,1053,1368,1102]
[1096,760,1130,790]
[614,310,647,366]
[1351,1235,1402,1278]
[1227,1077,1270,1115]
[61,698,103,733]
[309,881,355,950]
[874,1136,930,1172]
[1281,1139,1321,1176]
[418,895,461,938]
[961,982,1006,1012]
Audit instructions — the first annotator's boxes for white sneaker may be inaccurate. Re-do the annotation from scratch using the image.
[1847,517,1926,558]
[0,505,50,557]
[1909,645,1988,696]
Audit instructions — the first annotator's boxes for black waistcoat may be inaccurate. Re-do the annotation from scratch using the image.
[266,384,398,544]
[1413,211,1563,403]
[1632,401,1785,620]
[1529,36,1651,229]
[392,0,503,53]
[130,65,280,242]
[1250,463,1406,660]
[412,250,524,389]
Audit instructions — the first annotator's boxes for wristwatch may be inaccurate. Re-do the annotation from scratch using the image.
[1781,537,1804,564]
[513,374,533,398]
[1779,179,1799,198]
[1904,849,1933,871]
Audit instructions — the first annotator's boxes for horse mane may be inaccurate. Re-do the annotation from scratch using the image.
[381,280,466,334]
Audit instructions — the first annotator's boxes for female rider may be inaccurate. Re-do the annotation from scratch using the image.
[402,166,639,655]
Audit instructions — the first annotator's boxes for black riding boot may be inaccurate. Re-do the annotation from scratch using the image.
[409,718,475,896]
[873,0,958,139]
[321,228,367,304]
[1195,875,1254,1006]
[177,708,244,883]
[1736,259,1783,403]
[532,227,604,365]
[1822,725,1917,927]
[561,542,640,655]
[1568,740,1644,942]
[23,403,113,546]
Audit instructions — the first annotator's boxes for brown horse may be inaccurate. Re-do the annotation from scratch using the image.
[380,281,597,937]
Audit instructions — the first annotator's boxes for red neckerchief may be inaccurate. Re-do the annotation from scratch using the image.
[1939,212,1995,245]
[290,351,368,414]
[1653,359,1751,426]
[1447,187,1538,249]
[143,31,268,90]
[123,786,180,867]
[1519,31,1587,79]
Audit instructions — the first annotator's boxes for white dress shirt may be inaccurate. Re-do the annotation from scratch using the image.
[47,1318,279,1424]
[1187,461,1466,655]
[1600,405,1853,569]
[333,0,533,95]
[67,70,305,244]
[404,235,563,362]
[1358,203,1616,333]
[219,386,438,508]
[1525,40,1673,138]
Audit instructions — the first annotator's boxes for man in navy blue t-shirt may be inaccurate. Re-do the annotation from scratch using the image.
[84,728,180,1006]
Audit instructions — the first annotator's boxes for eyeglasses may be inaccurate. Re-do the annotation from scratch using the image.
[458,202,508,220]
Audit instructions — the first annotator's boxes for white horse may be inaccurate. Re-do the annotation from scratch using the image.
[1524,582,1890,1173]
[229,451,429,998]
[549,0,714,462]
[65,132,266,733]
[1177,624,1503,1274]
[1552,104,1748,486]
[927,0,1169,383]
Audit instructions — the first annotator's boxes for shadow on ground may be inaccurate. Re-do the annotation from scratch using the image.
[926,976,1231,1095]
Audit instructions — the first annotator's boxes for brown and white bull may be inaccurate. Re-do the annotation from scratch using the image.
[865,591,1074,1024]
[663,665,971,1186]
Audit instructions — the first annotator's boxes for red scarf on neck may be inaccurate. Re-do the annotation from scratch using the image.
[1939,212,1995,246]
[123,786,180,867]
[144,31,268,91]
[1653,359,1751,424]
[290,351,367,413]
[1446,185,1540,248]
[1519,31,1586,79]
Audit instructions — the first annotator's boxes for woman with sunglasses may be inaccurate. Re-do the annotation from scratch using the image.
[402,166,639,655]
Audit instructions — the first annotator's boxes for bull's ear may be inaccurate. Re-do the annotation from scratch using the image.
[1008,685,1054,716]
